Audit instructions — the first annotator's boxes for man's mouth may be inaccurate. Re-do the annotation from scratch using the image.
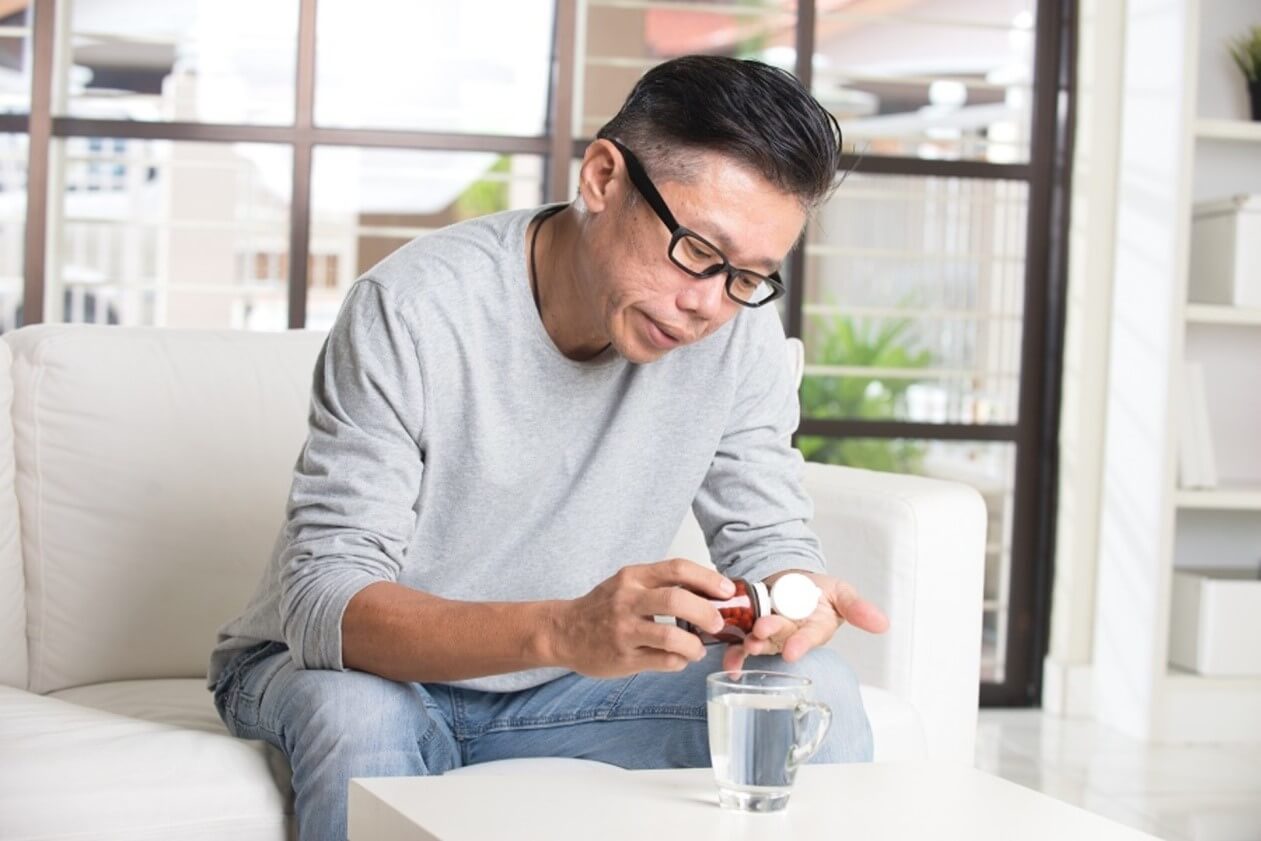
[644,313,684,349]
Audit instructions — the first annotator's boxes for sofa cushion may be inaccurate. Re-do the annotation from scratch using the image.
[861,684,927,762]
[0,340,24,689]
[0,682,291,840]
[4,325,327,693]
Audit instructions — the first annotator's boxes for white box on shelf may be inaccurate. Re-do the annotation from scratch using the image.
[1169,567,1261,676]
[1188,195,1261,308]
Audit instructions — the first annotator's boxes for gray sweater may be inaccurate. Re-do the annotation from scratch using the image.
[208,206,825,693]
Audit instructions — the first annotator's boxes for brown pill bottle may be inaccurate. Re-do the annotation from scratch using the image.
[676,578,771,644]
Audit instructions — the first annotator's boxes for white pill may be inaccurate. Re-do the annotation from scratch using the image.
[769,573,822,621]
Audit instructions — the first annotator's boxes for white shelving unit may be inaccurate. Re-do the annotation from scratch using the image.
[1184,303,1261,325]
[1175,485,1261,511]
[1093,0,1261,743]
[1194,117,1261,142]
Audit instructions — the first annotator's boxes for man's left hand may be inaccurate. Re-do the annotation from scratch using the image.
[721,571,889,673]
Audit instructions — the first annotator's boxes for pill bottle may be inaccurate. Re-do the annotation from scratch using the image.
[678,573,821,644]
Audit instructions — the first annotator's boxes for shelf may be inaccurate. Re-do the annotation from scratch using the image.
[1176,484,1261,511]
[1195,118,1261,142]
[1167,665,1261,686]
[1156,669,1261,742]
[1185,303,1261,325]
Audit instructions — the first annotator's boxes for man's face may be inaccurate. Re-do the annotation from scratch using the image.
[580,145,807,364]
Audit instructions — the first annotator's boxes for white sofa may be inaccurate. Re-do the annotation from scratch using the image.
[0,324,986,841]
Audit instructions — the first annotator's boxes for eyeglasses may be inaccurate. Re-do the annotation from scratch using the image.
[608,139,786,309]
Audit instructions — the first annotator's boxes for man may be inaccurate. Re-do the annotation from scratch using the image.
[209,55,888,840]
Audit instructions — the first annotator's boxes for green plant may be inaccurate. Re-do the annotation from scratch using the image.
[797,303,935,472]
[453,156,510,220]
[1229,25,1261,82]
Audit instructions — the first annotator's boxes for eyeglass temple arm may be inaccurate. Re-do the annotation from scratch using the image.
[607,138,683,234]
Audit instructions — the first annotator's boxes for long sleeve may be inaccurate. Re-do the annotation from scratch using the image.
[278,279,425,671]
[691,313,826,583]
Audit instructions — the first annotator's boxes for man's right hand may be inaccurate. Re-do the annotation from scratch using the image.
[548,559,735,678]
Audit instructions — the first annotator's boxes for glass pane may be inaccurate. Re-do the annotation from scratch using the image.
[316,0,554,135]
[48,138,292,329]
[797,437,1016,684]
[59,0,299,124]
[813,2,1037,162]
[576,0,798,140]
[0,133,24,332]
[308,148,544,329]
[982,608,1005,685]
[0,3,32,114]
[801,173,1027,425]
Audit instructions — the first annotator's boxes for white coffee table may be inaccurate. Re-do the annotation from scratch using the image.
[348,760,1163,840]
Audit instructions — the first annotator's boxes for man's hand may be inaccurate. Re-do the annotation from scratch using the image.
[721,570,889,673]
[551,559,735,678]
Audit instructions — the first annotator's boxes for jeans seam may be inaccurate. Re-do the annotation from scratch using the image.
[417,713,453,771]
[605,704,707,721]
[473,710,605,736]
[473,703,707,736]
[597,674,637,717]
[450,687,472,766]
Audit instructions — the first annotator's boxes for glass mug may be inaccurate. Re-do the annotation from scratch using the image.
[706,670,833,812]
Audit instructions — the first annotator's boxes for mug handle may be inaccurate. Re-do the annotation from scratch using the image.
[787,700,833,772]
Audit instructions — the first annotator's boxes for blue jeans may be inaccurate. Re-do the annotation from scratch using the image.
[212,642,872,841]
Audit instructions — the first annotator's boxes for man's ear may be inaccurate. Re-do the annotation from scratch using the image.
[576,139,622,215]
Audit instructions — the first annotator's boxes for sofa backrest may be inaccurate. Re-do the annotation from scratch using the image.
[0,340,25,689]
[5,325,327,693]
[0,327,833,694]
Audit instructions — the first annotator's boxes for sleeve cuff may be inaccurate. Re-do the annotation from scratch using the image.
[722,553,826,586]
[282,569,387,671]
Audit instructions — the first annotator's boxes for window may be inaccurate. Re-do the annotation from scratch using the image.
[813,4,1037,163]
[315,0,554,136]
[0,133,25,330]
[306,148,543,328]
[49,139,292,329]
[58,0,299,125]
[0,2,32,114]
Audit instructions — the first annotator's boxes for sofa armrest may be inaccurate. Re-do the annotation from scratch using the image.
[669,460,986,765]
[801,462,986,765]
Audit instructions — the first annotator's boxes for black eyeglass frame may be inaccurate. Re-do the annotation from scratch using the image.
[608,139,786,309]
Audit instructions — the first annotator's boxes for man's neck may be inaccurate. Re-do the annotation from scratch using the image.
[531,206,612,361]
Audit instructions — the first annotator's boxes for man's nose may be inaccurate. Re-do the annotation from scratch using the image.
[677,273,726,320]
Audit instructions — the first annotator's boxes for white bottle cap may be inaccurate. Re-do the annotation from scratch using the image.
[749,580,772,620]
[769,573,822,621]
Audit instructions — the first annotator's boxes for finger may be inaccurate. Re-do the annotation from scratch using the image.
[636,618,709,662]
[634,648,691,673]
[829,581,889,634]
[637,558,736,600]
[722,644,747,673]
[749,614,796,642]
[635,586,724,635]
[741,636,778,657]
[844,599,890,633]
[780,621,835,662]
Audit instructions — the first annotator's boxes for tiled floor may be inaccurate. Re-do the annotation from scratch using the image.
[974,709,1261,841]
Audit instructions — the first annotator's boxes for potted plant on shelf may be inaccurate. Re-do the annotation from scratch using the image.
[1229,25,1261,121]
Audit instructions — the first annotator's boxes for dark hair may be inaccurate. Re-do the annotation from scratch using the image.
[595,55,844,210]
